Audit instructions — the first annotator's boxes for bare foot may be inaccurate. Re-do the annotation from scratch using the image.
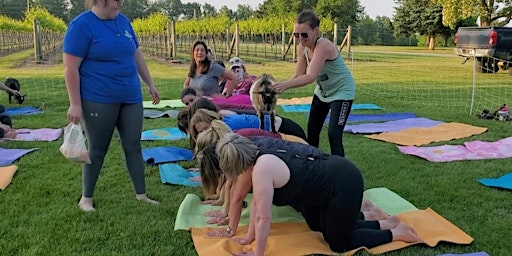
[136,194,160,204]
[379,215,400,230]
[78,196,96,212]
[363,206,391,220]
[391,223,422,243]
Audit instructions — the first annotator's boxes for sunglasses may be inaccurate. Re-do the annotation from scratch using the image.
[293,32,309,39]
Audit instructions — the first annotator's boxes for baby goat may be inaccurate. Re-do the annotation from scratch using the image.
[250,73,278,133]
[5,78,26,104]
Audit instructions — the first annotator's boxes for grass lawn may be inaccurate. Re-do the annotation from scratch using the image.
[0,46,511,256]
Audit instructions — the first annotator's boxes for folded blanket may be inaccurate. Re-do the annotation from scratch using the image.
[281,103,383,113]
[363,187,418,215]
[0,165,18,190]
[159,163,200,187]
[8,128,63,141]
[345,118,444,134]
[4,106,42,116]
[174,193,304,231]
[143,100,185,109]
[478,172,512,190]
[143,109,179,119]
[142,146,194,165]
[190,207,474,256]
[365,122,488,146]
[398,137,512,162]
[141,127,188,141]
[0,147,39,166]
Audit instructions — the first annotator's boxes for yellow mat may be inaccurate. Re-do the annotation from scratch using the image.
[277,96,313,105]
[0,165,18,190]
[365,122,488,146]
[191,207,473,256]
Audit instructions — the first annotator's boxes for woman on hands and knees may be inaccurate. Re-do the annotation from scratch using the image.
[202,133,421,255]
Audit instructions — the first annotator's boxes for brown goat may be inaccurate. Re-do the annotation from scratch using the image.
[250,73,278,133]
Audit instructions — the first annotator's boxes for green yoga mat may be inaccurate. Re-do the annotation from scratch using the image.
[363,187,418,215]
[175,187,418,231]
[174,193,305,231]
[143,99,185,109]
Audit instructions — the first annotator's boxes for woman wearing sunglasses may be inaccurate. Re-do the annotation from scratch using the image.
[274,10,355,157]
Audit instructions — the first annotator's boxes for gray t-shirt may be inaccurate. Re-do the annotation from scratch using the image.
[189,63,225,96]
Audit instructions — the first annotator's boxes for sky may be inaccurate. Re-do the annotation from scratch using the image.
[180,0,396,19]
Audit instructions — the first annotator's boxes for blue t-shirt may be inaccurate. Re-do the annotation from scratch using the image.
[63,11,142,104]
[189,63,225,96]
[222,114,272,131]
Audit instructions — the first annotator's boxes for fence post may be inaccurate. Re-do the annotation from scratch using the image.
[281,24,285,57]
[333,23,338,45]
[235,23,239,56]
[226,24,230,56]
[33,19,43,63]
[171,20,176,59]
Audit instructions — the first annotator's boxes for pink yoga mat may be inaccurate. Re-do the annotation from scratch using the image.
[14,128,63,141]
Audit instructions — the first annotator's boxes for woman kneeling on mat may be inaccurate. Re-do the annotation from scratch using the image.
[198,133,421,255]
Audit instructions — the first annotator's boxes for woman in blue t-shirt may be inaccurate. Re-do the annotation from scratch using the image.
[63,0,160,212]
[183,41,239,97]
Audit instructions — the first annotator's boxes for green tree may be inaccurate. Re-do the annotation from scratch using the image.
[218,6,234,20]
[68,0,88,20]
[151,0,183,21]
[202,3,217,18]
[394,0,450,50]
[117,0,151,20]
[182,2,201,19]
[315,0,363,27]
[0,0,29,19]
[234,4,254,20]
[33,0,68,22]
[255,0,317,17]
[432,0,512,28]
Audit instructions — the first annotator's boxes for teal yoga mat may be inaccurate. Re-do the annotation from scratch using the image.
[478,172,512,190]
[281,103,383,112]
[141,127,188,141]
[159,163,200,187]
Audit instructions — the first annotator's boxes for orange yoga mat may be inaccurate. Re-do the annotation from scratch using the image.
[277,96,313,105]
[191,208,473,256]
[0,165,18,190]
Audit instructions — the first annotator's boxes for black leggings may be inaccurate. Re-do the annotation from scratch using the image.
[278,117,307,140]
[307,95,352,157]
[300,156,392,252]
[81,101,146,197]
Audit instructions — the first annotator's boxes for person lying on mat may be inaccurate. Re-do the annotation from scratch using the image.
[0,115,17,139]
[180,87,255,114]
[195,122,397,239]
[197,132,421,255]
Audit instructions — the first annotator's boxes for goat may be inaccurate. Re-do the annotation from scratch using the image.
[250,73,278,133]
[5,78,26,104]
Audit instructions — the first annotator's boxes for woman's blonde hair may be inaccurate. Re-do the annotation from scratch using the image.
[216,133,258,180]
[189,109,221,149]
[195,120,232,195]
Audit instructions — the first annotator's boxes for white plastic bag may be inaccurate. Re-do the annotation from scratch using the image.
[59,123,91,164]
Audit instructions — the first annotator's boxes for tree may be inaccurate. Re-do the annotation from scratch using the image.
[33,0,68,22]
[234,4,254,20]
[218,6,234,20]
[182,2,201,20]
[0,0,29,19]
[118,0,151,20]
[68,0,88,20]
[315,0,363,27]
[394,0,450,50]
[151,0,183,21]
[432,0,512,28]
[255,0,317,17]
[202,3,217,18]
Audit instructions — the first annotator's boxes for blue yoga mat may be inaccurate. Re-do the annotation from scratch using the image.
[141,127,188,141]
[281,103,383,112]
[142,146,194,165]
[159,163,200,187]
[0,147,39,166]
[324,112,417,124]
[4,107,42,116]
[478,172,512,190]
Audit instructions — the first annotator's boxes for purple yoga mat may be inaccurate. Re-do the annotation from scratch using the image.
[344,118,444,134]
[437,252,489,256]
[0,147,39,166]
[13,128,63,141]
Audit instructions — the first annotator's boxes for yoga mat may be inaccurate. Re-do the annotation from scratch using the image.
[0,165,18,190]
[190,207,474,256]
[437,252,489,256]
[174,193,304,231]
[0,147,39,166]
[365,122,488,146]
[143,109,180,119]
[398,137,512,162]
[159,163,200,187]
[142,146,194,165]
[346,208,474,255]
[344,118,444,134]
[8,128,63,141]
[141,127,188,141]
[281,103,384,113]
[4,106,42,116]
[277,96,313,105]
[363,187,418,215]
[478,172,512,190]
[143,100,185,109]
[309,112,417,125]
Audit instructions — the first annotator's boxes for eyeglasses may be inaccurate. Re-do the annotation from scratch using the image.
[293,32,309,39]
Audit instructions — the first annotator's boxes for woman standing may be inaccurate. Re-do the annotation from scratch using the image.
[63,0,160,212]
[274,10,355,157]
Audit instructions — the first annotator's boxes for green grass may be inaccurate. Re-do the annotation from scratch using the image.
[1,46,511,256]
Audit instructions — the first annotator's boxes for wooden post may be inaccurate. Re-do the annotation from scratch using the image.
[171,20,176,59]
[281,24,286,57]
[235,23,239,57]
[339,25,352,56]
[333,23,338,45]
[33,19,43,63]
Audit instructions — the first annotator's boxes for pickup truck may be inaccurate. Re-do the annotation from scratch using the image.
[454,26,512,73]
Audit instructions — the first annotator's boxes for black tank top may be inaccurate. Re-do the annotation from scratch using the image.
[249,137,336,207]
